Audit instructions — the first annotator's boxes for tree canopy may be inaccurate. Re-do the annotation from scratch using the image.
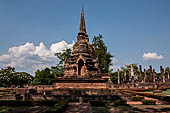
[0,66,33,87]
[51,48,72,75]
[33,68,54,85]
[33,48,72,85]
[92,34,113,73]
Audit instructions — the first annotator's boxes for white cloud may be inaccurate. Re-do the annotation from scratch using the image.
[50,40,74,53]
[110,57,121,72]
[143,52,164,60]
[0,40,74,75]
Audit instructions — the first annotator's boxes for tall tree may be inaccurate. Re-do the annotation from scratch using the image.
[33,49,72,85]
[92,34,113,73]
[54,48,72,65]
[0,66,14,87]
[0,66,33,87]
[12,72,33,87]
[33,68,54,85]
[51,48,72,74]
[165,67,170,74]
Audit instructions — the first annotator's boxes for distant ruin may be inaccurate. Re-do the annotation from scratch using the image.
[0,8,170,102]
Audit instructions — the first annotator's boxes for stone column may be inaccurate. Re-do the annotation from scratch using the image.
[139,65,142,82]
[149,65,153,82]
[168,73,170,81]
[153,69,156,84]
[129,69,131,82]
[124,71,126,83]
[160,66,165,82]
[163,69,165,83]
[118,69,120,85]
[79,97,83,103]
[144,69,146,83]
[160,66,163,82]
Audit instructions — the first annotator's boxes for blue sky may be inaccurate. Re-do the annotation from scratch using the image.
[0,0,170,74]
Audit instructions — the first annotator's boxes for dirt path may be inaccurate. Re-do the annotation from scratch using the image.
[64,102,92,113]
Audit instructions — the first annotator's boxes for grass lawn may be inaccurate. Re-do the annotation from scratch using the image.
[138,89,170,95]
[162,89,170,95]
[138,91,153,94]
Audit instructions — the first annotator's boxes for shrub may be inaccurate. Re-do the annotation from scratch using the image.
[131,96,144,101]
[142,100,156,105]
[114,99,127,106]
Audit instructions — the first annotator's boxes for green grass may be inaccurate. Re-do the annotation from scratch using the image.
[138,89,170,95]
[0,106,11,113]
[0,92,9,95]
[136,88,170,95]
[138,91,153,94]
[162,89,170,95]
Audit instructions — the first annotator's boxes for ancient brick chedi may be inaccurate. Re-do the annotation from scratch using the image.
[64,8,100,78]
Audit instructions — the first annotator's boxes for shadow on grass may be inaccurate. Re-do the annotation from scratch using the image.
[92,106,110,113]
[0,106,12,113]
[0,106,49,113]
[109,105,147,113]
[144,106,170,112]
[109,105,170,113]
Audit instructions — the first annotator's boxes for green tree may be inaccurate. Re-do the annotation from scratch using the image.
[33,49,72,85]
[33,68,54,85]
[0,66,33,87]
[110,71,124,84]
[165,67,170,79]
[54,48,72,65]
[92,34,113,73]
[165,67,170,74]
[51,48,72,74]
[12,72,33,87]
[121,64,140,78]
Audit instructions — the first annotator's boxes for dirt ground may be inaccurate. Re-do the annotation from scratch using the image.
[1,105,170,113]
[109,105,170,113]
[0,106,49,113]
[92,105,170,113]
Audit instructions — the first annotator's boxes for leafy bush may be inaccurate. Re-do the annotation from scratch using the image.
[131,96,144,101]
[142,100,156,105]
[114,99,127,106]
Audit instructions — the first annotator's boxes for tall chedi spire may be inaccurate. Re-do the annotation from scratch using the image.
[79,7,86,33]
[64,7,100,78]
[78,7,88,41]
